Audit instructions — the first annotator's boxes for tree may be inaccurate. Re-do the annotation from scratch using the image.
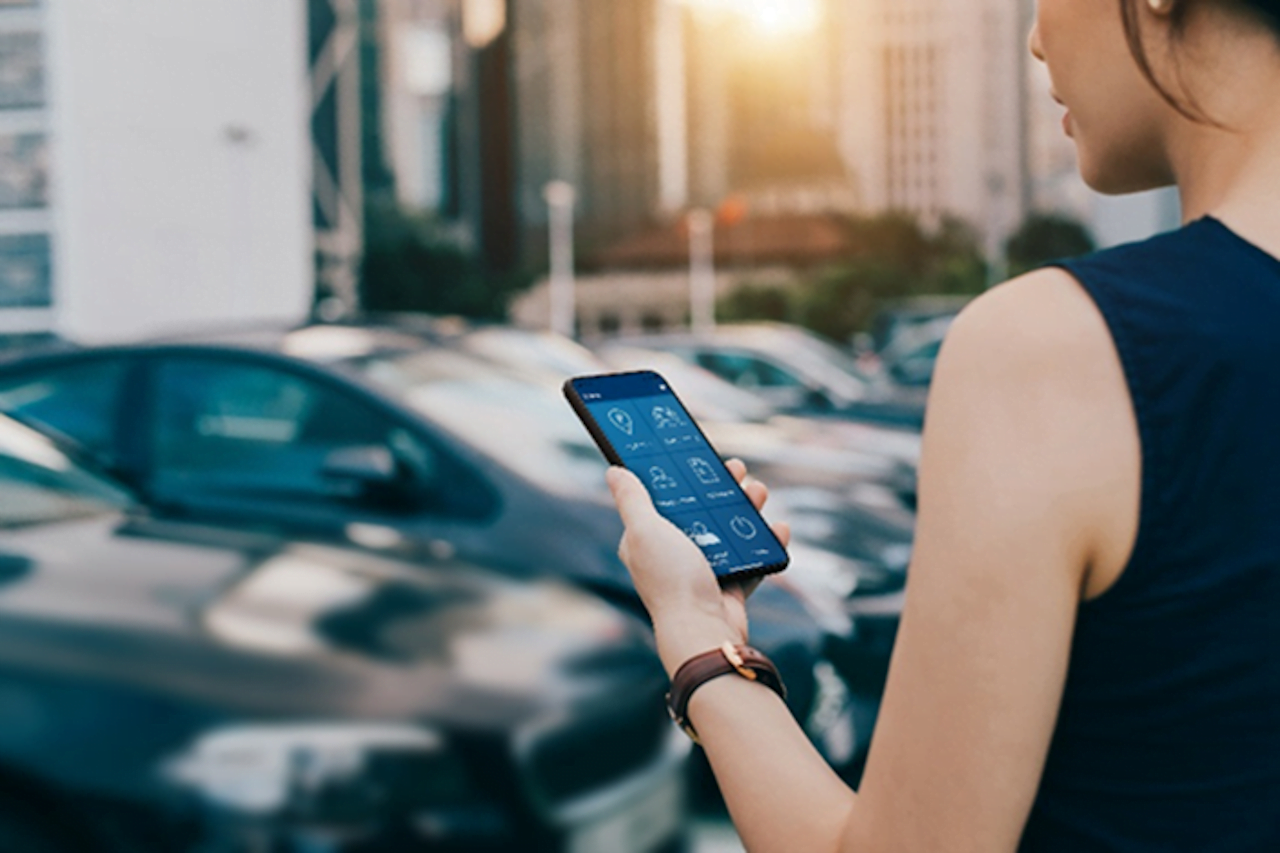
[1005,213,1095,276]
[360,197,530,319]
[718,212,988,343]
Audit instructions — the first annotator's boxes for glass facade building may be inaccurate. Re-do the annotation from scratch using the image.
[0,0,52,323]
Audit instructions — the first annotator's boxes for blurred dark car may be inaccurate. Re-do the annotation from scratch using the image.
[0,328,862,772]
[872,314,956,390]
[609,323,928,429]
[356,321,911,740]
[0,413,691,853]
[866,295,968,353]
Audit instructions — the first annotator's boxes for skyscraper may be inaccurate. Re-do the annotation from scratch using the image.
[512,0,662,262]
[834,0,1031,259]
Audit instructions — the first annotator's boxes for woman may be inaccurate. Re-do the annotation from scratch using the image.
[607,0,1280,849]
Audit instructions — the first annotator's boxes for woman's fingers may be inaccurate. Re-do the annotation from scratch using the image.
[606,466,661,528]
[772,520,791,549]
[725,458,771,513]
[726,577,764,602]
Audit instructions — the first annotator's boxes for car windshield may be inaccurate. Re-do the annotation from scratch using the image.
[350,349,610,499]
[0,416,131,528]
[460,327,604,382]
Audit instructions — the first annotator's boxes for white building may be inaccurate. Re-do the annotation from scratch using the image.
[0,0,313,344]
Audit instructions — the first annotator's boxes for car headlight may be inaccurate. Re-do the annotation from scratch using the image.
[162,722,479,829]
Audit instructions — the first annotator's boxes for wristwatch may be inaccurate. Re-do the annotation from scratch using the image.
[665,642,787,743]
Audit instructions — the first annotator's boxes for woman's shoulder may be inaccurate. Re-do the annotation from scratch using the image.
[943,267,1112,381]
[935,267,1141,599]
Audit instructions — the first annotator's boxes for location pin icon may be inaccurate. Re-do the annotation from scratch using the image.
[608,407,634,435]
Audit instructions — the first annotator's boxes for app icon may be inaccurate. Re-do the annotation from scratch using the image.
[685,522,723,547]
[649,465,679,490]
[729,515,758,540]
[651,405,687,429]
[607,407,634,435]
[687,456,721,485]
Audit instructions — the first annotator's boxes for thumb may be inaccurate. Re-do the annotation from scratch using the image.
[606,466,661,528]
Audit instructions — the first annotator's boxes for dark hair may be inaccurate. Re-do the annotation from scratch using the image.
[1120,0,1280,122]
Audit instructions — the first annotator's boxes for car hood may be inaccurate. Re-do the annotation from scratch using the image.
[767,486,916,582]
[701,417,918,492]
[0,514,657,730]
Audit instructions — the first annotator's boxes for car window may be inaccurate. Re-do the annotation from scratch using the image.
[0,358,128,457]
[150,359,473,514]
[354,349,611,499]
[694,351,805,390]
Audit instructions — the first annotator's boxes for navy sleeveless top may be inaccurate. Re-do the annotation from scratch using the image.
[1019,218,1280,851]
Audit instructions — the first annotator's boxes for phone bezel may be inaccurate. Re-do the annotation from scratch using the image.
[564,369,789,585]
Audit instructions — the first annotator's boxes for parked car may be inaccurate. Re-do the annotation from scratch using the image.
[0,328,861,772]
[873,314,955,389]
[610,323,928,429]
[595,344,920,501]
[866,295,968,352]
[361,325,910,741]
[0,412,691,853]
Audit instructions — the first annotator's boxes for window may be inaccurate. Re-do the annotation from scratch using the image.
[0,233,51,307]
[0,132,48,209]
[0,358,128,456]
[694,351,804,389]
[149,359,492,518]
[153,359,399,498]
[0,30,43,110]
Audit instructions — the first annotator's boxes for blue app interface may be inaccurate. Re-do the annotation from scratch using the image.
[577,373,787,577]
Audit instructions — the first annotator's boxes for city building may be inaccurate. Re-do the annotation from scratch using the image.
[377,0,458,215]
[0,0,312,343]
[511,0,663,264]
[0,0,49,342]
[833,0,1032,274]
[676,0,858,214]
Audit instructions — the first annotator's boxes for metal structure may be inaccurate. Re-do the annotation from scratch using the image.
[309,0,364,317]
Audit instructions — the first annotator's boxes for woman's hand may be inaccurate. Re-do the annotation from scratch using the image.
[607,458,790,677]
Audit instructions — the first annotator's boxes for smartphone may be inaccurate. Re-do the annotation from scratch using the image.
[565,370,789,584]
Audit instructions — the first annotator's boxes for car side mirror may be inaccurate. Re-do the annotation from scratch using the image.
[322,446,416,508]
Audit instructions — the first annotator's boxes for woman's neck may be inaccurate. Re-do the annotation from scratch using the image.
[1168,18,1280,257]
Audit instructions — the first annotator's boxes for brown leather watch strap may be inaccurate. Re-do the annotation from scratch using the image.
[665,642,787,743]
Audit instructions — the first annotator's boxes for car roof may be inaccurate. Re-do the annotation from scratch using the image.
[0,322,447,368]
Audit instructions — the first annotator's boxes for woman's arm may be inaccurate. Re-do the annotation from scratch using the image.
[609,268,1139,853]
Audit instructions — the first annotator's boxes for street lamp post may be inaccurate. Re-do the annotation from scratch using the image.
[688,208,716,332]
[544,180,577,338]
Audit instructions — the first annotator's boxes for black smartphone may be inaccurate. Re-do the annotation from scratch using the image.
[565,370,789,584]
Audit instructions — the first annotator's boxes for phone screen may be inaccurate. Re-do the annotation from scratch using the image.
[565,371,788,582]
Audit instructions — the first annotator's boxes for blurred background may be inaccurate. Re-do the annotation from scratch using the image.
[0,1,1179,851]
